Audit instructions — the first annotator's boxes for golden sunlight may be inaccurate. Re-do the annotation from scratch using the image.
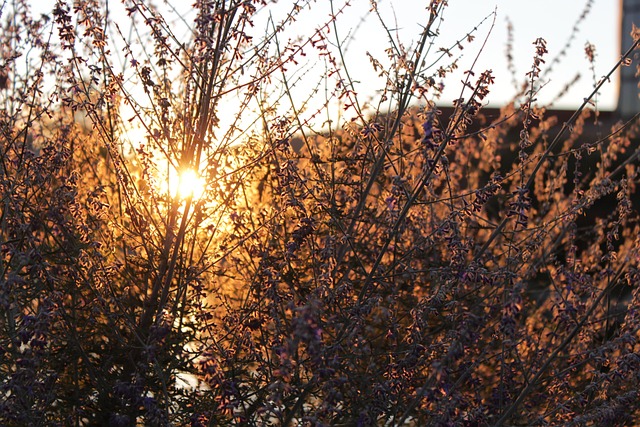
[169,167,206,200]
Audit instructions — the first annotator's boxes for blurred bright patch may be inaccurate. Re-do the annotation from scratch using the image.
[169,167,205,201]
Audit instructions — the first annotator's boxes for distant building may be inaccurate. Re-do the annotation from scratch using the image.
[619,0,640,118]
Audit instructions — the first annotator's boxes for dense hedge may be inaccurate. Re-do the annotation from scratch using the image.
[1,1,640,425]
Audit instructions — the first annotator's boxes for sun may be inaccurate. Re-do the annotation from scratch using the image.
[169,167,206,201]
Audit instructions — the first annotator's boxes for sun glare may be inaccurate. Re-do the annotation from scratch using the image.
[169,168,206,200]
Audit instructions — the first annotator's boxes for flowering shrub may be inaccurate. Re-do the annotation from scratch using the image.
[1,0,640,425]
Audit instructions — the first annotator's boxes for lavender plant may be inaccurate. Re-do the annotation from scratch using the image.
[1,0,640,425]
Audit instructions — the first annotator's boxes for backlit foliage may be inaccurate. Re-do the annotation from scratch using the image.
[1,0,640,425]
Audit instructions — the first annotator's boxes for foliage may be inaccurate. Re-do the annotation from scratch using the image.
[1,0,640,425]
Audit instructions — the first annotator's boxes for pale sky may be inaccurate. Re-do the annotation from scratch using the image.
[26,0,622,112]
[412,0,621,110]
[299,0,621,110]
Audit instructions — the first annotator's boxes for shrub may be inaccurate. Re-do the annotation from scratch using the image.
[1,0,640,425]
